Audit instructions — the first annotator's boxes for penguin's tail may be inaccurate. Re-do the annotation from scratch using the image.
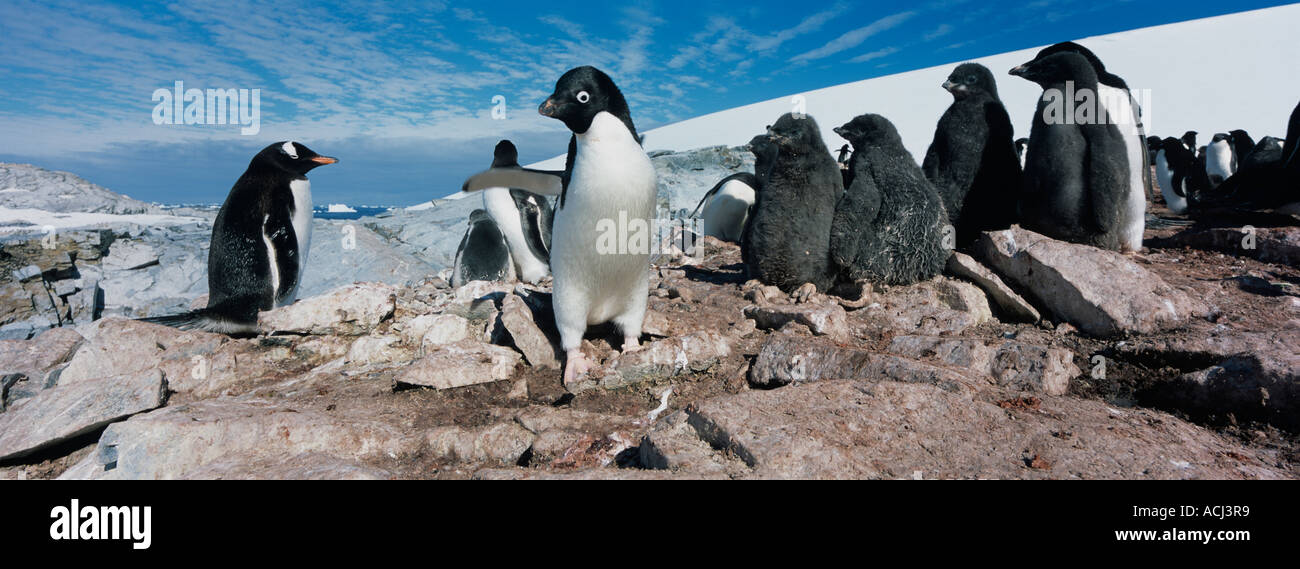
[138,309,260,336]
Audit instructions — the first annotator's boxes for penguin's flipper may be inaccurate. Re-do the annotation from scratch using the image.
[462,168,564,196]
[264,208,302,303]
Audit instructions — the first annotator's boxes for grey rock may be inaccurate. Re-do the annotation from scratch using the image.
[946,252,1040,323]
[0,163,163,214]
[600,330,733,390]
[425,423,536,466]
[499,293,560,369]
[0,369,166,461]
[974,227,1208,337]
[396,339,521,389]
[743,303,849,337]
[750,335,976,393]
[59,398,418,480]
[258,283,397,335]
[885,336,1079,396]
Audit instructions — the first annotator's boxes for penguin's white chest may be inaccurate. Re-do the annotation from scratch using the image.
[484,187,548,283]
[1097,84,1146,251]
[552,112,656,324]
[1205,141,1235,184]
[1155,150,1187,214]
[287,178,313,301]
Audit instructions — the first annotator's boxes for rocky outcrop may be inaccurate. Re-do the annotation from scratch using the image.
[0,163,163,215]
[0,369,166,461]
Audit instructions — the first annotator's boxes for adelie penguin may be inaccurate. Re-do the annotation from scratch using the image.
[833,114,949,285]
[922,62,1021,248]
[1011,51,1137,252]
[452,209,515,288]
[479,140,554,284]
[1022,42,1148,250]
[742,113,842,300]
[1155,137,1197,214]
[141,142,337,334]
[462,66,656,387]
[691,172,759,243]
[1204,133,1236,187]
[1200,98,1300,212]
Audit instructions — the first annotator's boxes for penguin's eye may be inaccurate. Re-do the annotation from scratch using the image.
[965,76,976,84]
[576,91,590,104]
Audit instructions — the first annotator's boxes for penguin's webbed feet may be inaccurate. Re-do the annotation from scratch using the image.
[791,283,819,304]
[563,349,593,388]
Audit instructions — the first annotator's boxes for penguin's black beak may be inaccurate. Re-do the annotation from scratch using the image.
[539,98,559,118]
[941,80,955,91]
[311,156,338,165]
[1009,64,1028,77]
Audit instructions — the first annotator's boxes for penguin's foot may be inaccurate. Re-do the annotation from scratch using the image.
[622,337,642,353]
[791,283,818,304]
[563,349,592,387]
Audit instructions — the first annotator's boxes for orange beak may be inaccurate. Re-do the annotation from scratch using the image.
[311,156,338,165]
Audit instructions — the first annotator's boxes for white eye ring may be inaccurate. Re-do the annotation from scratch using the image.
[576,91,590,104]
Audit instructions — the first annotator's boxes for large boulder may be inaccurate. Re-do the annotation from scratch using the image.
[974,227,1207,337]
[0,369,166,461]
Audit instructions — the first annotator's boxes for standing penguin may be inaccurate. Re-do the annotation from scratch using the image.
[833,114,950,285]
[691,172,760,243]
[1011,52,1135,251]
[1155,137,1194,214]
[1023,42,1147,251]
[742,113,842,298]
[1205,133,1237,187]
[1229,129,1256,164]
[1182,131,1199,152]
[922,62,1021,248]
[141,141,337,333]
[480,140,554,284]
[462,66,656,386]
[452,209,515,288]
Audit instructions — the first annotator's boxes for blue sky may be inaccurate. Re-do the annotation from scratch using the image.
[0,0,1292,206]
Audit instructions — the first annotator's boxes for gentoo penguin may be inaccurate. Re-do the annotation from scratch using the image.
[742,113,842,297]
[833,114,949,285]
[1011,52,1135,251]
[921,62,1020,248]
[1182,131,1199,152]
[691,172,759,243]
[1015,138,1029,169]
[462,66,656,386]
[1155,137,1193,214]
[1205,133,1236,187]
[1024,42,1147,251]
[141,141,337,334]
[451,209,515,287]
[480,140,554,283]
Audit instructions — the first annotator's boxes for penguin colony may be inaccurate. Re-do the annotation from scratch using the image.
[141,42,1300,389]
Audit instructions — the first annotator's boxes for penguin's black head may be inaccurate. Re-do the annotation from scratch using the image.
[1029,41,1125,88]
[746,134,780,180]
[1161,137,1193,164]
[1009,51,1096,88]
[1230,129,1251,141]
[943,63,999,100]
[1147,136,1162,151]
[255,141,338,176]
[492,140,519,168]
[834,114,902,148]
[468,209,493,225]
[539,66,637,138]
[1182,131,1198,146]
[765,112,827,153]
[1211,133,1231,144]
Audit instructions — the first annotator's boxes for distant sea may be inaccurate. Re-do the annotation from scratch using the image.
[160,204,397,220]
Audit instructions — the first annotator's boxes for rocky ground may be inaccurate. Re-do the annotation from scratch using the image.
[2,212,1297,479]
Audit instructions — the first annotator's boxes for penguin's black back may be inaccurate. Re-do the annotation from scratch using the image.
[922,70,1021,248]
[742,113,841,293]
[207,159,301,320]
[833,114,949,285]
[453,210,512,286]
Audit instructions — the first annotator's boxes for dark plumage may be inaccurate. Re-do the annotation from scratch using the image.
[831,114,949,285]
[922,62,1021,248]
[742,113,842,293]
[1011,51,1135,251]
[1230,129,1256,164]
[451,209,513,288]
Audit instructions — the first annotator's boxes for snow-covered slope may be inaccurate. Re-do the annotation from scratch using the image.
[527,4,1299,171]
[1,163,164,215]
